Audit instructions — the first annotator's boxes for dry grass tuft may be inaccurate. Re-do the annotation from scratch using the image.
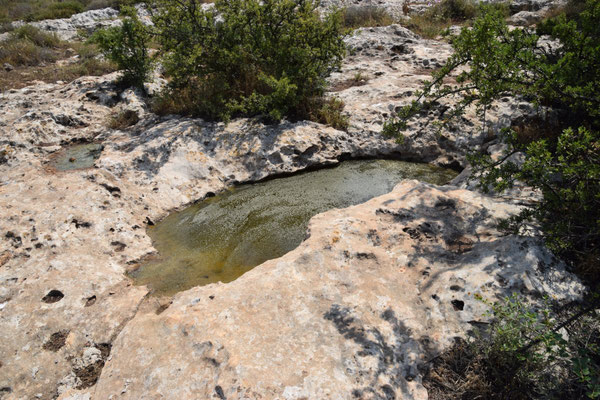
[404,0,509,39]
[343,6,396,29]
[0,38,115,90]
[107,109,140,130]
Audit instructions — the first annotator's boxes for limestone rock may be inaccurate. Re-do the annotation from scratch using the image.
[509,10,544,26]
[10,8,121,41]
[330,25,537,168]
[0,71,420,400]
[509,0,566,12]
[0,17,582,400]
[5,4,151,42]
[95,181,583,399]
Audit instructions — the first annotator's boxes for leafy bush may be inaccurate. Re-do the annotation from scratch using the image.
[384,0,600,279]
[91,6,153,89]
[151,0,346,122]
[342,6,395,29]
[425,293,600,399]
[475,294,569,397]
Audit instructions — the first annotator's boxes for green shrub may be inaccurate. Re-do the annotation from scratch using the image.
[91,6,153,89]
[425,293,600,399]
[342,6,395,29]
[384,1,600,279]
[151,0,346,122]
[476,293,569,396]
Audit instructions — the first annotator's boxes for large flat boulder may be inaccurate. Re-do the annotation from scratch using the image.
[94,181,583,399]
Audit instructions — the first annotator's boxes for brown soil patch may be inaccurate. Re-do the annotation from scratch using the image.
[330,77,369,92]
[74,343,112,389]
[42,330,70,352]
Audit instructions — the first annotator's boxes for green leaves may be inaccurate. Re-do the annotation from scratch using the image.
[91,6,153,89]
[474,293,600,398]
[151,0,346,121]
[574,348,600,398]
[386,0,600,277]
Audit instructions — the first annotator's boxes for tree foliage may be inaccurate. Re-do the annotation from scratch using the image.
[150,0,346,122]
[91,6,153,89]
[384,0,600,278]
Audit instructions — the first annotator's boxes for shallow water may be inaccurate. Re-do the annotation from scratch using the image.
[51,143,103,171]
[130,159,458,295]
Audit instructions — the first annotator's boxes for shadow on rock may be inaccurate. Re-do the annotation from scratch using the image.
[324,305,421,400]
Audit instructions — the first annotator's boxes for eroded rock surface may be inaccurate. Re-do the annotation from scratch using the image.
[4,8,121,41]
[0,68,443,399]
[330,25,539,169]
[0,21,582,400]
[94,181,583,399]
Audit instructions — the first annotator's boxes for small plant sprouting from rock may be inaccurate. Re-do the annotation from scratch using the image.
[108,109,139,130]
[310,97,350,131]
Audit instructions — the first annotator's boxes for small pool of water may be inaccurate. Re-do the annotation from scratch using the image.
[51,143,103,171]
[130,159,458,295]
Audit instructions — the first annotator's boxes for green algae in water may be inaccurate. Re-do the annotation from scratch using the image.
[130,159,458,295]
[52,143,103,171]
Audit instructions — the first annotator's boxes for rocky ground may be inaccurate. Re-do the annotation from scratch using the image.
[0,7,584,400]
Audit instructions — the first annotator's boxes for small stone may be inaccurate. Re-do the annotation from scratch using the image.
[3,63,14,72]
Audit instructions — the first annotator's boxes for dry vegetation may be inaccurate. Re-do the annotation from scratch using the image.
[424,300,600,400]
[0,0,131,25]
[107,109,140,130]
[0,25,115,90]
[342,6,396,29]
[329,71,369,92]
[404,0,509,38]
